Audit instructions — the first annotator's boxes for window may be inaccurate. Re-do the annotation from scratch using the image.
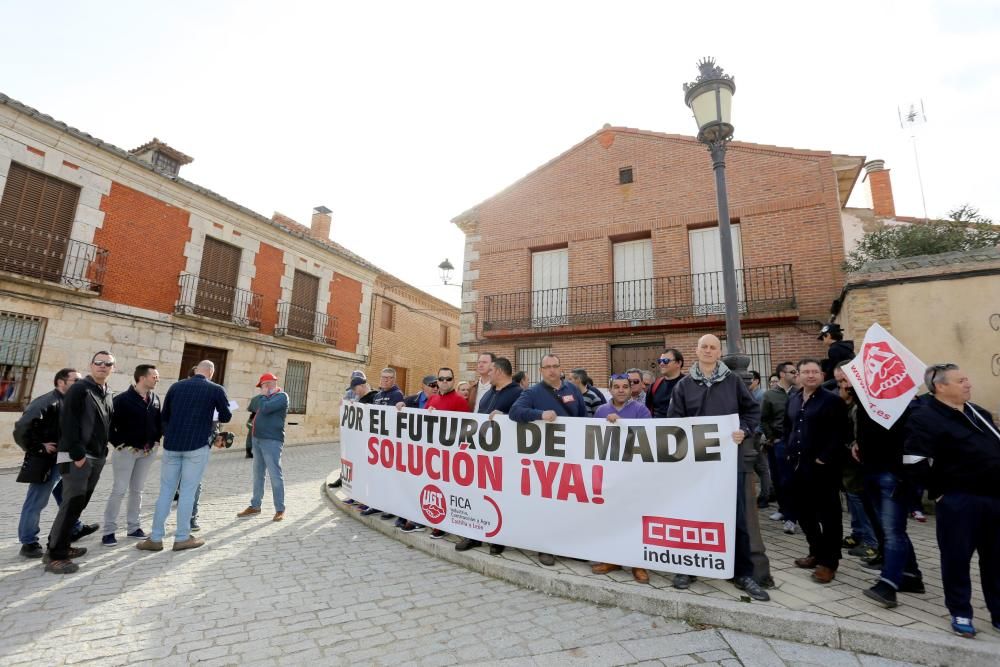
[152,151,180,177]
[193,237,242,321]
[285,360,311,414]
[288,270,320,338]
[689,224,744,315]
[531,248,568,327]
[381,301,395,330]
[619,167,633,185]
[0,311,46,410]
[721,334,772,378]
[440,324,449,348]
[613,239,654,321]
[0,162,80,284]
[516,346,551,385]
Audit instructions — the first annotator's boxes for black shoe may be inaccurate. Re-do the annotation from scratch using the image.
[734,575,771,601]
[899,577,926,594]
[756,498,770,509]
[71,524,99,541]
[673,574,693,589]
[489,544,505,555]
[860,556,884,571]
[538,552,556,566]
[328,479,342,488]
[393,517,407,528]
[400,522,425,533]
[864,581,898,608]
[19,543,43,558]
[359,507,380,516]
[842,535,860,549]
[42,546,87,563]
[430,529,446,539]
[757,575,776,589]
[379,512,396,520]
[246,452,253,459]
[455,538,482,551]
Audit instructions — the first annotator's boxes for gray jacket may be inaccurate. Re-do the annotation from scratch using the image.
[666,372,761,439]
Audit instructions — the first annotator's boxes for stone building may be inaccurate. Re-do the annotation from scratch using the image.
[365,273,460,395]
[0,92,456,449]
[452,126,867,384]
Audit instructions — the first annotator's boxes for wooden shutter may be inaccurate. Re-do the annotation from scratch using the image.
[380,301,395,330]
[195,237,241,320]
[0,163,79,282]
[613,239,654,320]
[689,225,743,315]
[530,248,568,326]
[289,270,320,338]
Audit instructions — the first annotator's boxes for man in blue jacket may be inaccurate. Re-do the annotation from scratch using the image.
[238,372,289,522]
[137,360,231,553]
[510,353,585,566]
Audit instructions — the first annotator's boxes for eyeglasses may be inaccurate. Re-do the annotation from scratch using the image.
[426,383,438,389]
[92,361,115,368]
[437,376,454,382]
[657,358,675,365]
[783,369,798,375]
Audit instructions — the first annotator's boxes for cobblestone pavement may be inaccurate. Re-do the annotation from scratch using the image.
[0,443,953,666]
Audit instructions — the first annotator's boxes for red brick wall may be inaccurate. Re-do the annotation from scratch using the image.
[94,181,190,313]
[251,242,284,334]
[328,273,363,352]
[463,129,845,379]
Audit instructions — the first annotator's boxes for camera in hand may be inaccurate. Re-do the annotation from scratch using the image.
[213,431,235,448]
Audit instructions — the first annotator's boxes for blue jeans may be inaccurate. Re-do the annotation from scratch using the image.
[18,463,81,544]
[150,447,210,542]
[846,491,877,547]
[250,437,285,512]
[864,472,922,589]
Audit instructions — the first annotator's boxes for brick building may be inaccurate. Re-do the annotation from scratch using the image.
[366,273,460,395]
[0,93,456,449]
[452,126,868,384]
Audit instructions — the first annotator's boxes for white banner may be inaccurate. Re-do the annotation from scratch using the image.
[339,403,738,578]
[845,322,926,429]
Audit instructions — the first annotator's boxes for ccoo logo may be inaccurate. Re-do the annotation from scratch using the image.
[420,484,447,525]
[862,341,914,399]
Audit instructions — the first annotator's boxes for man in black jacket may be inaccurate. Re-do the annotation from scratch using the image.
[904,363,1000,638]
[667,334,769,601]
[785,358,849,584]
[401,375,438,409]
[646,348,684,418]
[14,368,83,558]
[100,364,162,546]
[45,351,116,574]
[818,323,854,384]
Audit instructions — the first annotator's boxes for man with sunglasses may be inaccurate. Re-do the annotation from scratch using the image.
[667,334,769,601]
[646,349,684,418]
[904,363,1000,638]
[510,353,586,566]
[44,351,116,574]
[625,368,645,404]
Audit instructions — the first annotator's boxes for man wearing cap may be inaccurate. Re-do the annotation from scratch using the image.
[237,373,289,521]
[401,375,438,409]
[818,323,854,383]
[344,370,366,401]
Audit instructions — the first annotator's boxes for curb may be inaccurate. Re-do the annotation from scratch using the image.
[323,475,996,667]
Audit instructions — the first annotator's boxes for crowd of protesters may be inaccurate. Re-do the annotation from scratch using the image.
[342,325,999,639]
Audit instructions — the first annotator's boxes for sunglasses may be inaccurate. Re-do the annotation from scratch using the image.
[657,358,674,365]
[427,383,438,388]
[437,376,454,382]
[926,363,958,393]
[630,379,641,385]
[92,361,115,368]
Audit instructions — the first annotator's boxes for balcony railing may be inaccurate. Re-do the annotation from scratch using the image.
[0,221,108,293]
[275,301,338,346]
[174,273,262,328]
[483,264,795,332]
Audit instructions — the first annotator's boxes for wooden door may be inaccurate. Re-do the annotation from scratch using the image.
[610,342,662,376]
[179,343,229,387]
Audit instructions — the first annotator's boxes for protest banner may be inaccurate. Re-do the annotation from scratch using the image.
[845,322,926,428]
[339,403,738,577]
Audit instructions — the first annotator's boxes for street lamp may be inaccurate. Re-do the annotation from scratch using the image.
[683,57,749,378]
[438,258,458,286]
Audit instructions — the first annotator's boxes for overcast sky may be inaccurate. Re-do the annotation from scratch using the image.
[3,0,997,306]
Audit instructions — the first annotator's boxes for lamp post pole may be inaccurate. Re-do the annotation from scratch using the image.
[684,58,750,379]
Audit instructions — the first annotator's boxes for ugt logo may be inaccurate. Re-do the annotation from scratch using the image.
[340,458,353,484]
[420,484,447,525]
[862,341,914,399]
[642,516,726,553]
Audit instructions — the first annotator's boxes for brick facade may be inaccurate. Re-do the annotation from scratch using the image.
[251,241,285,335]
[365,275,461,395]
[328,272,363,353]
[454,127,864,384]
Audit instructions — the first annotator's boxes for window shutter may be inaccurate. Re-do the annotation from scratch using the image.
[195,237,241,319]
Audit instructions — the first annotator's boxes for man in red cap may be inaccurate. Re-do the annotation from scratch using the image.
[237,372,289,521]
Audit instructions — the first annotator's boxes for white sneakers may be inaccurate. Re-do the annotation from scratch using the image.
[783,520,797,534]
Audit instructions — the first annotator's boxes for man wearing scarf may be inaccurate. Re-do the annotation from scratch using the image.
[667,334,768,601]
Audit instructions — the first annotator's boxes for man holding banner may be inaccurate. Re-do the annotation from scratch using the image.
[667,334,768,601]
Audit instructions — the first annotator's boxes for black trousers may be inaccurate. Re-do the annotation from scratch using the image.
[47,458,104,560]
[936,492,1000,621]
[733,470,755,579]
[792,463,842,569]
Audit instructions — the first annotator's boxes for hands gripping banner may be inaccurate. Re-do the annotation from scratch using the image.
[339,403,738,578]
[845,323,926,429]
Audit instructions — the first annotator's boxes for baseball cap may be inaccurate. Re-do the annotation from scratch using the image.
[350,376,367,389]
[817,323,842,340]
[422,374,438,386]
[256,372,279,387]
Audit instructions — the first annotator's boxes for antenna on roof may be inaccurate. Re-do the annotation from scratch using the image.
[897,99,929,220]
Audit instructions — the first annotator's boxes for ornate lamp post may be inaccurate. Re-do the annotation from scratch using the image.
[683,57,749,378]
[438,258,458,286]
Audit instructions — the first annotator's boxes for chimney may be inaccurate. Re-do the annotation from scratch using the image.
[310,206,332,241]
[864,160,896,218]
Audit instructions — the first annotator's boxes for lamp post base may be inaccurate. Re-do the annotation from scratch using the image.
[723,353,752,386]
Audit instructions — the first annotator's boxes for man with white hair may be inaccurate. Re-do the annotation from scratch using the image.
[137,360,232,553]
